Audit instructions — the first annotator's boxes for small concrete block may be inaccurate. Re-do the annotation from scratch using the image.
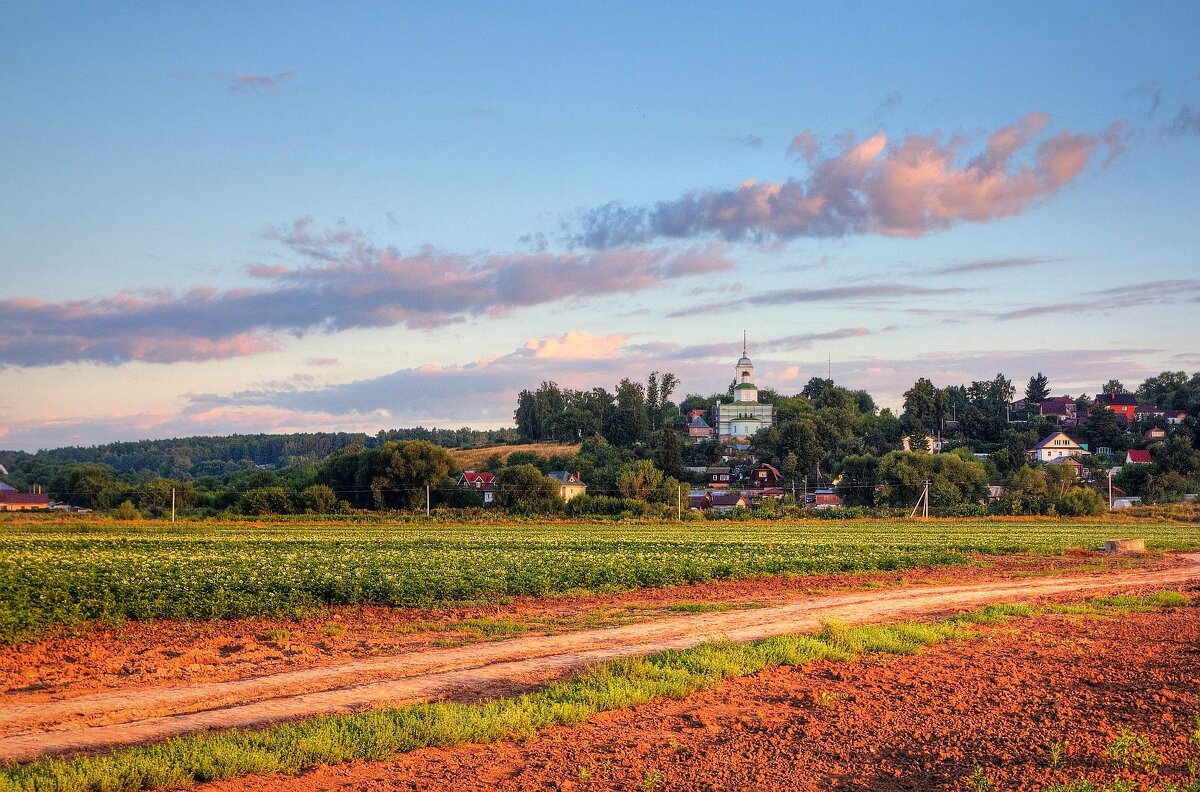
[1104,538,1146,553]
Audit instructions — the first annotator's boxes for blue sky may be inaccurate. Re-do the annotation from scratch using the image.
[2,2,1199,451]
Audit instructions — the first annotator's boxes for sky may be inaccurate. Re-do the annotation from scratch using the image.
[2,1,1199,452]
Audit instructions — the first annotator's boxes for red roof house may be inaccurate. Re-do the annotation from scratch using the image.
[1125,449,1152,465]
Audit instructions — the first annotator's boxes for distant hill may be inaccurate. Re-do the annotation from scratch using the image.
[450,442,582,470]
[0,426,519,485]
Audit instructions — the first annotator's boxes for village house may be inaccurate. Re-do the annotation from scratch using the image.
[807,488,844,509]
[547,471,587,501]
[1094,392,1138,422]
[1038,396,1078,424]
[700,491,749,513]
[1164,409,1187,425]
[687,410,714,441]
[457,471,496,504]
[1142,427,1167,441]
[1047,455,1092,481]
[0,482,49,511]
[749,463,781,488]
[706,466,731,488]
[901,435,944,453]
[1125,449,1152,465]
[1027,431,1088,462]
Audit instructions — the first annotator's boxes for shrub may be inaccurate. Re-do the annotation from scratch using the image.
[112,500,142,520]
[1056,487,1107,517]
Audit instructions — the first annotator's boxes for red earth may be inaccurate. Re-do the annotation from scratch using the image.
[203,589,1200,791]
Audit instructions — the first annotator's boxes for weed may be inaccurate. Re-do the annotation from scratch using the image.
[966,765,992,792]
[445,618,528,637]
[1042,782,1096,792]
[663,602,737,613]
[576,766,591,779]
[321,624,345,638]
[813,690,847,707]
[262,628,291,642]
[1047,736,1069,768]
[1106,725,1162,773]
[641,769,664,790]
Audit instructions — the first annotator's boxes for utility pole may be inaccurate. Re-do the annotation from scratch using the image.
[677,483,682,522]
[171,487,176,523]
[426,484,431,516]
[802,475,808,508]
[910,479,931,519]
[924,478,930,519]
[1107,470,1113,510]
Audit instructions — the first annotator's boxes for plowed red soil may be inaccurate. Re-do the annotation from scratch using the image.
[3,553,1196,764]
[205,594,1200,791]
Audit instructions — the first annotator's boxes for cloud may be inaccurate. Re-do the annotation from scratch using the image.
[871,91,903,123]
[218,70,296,91]
[995,278,1200,320]
[728,134,764,149]
[1169,105,1200,136]
[567,114,1127,248]
[0,221,738,367]
[523,331,628,360]
[931,256,1063,274]
[1128,79,1163,118]
[668,284,969,318]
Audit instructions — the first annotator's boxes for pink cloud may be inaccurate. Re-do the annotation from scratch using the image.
[571,114,1127,247]
[524,331,628,360]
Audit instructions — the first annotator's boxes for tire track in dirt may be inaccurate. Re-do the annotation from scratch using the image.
[3,554,1198,763]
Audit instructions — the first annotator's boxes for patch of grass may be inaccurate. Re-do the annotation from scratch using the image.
[661,602,740,613]
[813,689,847,708]
[966,765,992,792]
[321,624,345,638]
[444,618,529,638]
[1106,725,1162,773]
[1047,736,1069,769]
[0,592,1189,792]
[261,628,291,642]
[640,769,665,790]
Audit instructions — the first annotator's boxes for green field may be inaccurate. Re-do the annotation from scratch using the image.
[2,517,1198,644]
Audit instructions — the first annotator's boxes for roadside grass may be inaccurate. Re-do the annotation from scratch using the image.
[1,591,1191,792]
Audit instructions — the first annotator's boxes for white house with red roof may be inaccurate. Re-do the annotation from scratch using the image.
[458,470,496,504]
[1125,449,1152,465]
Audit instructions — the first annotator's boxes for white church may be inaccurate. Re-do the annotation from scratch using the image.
[714,340,776,441]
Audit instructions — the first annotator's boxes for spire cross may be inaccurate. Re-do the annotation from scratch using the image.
[742,330,746,357]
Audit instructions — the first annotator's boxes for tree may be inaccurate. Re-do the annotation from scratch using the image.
[300,484,338,513]
[113,500,141,520]
[654,428,683,477]
[608,379,649,447]
[1083,407,1127,453]
[1056,487,1106,516]
[876,451,988,508]
[1101,379,1127,396]
[617,460,665,501]
[238,487,294,515]
[1025,372,1051,404]
[493,465,562,513]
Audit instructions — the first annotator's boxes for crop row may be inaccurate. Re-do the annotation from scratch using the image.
[2,518,1197,643]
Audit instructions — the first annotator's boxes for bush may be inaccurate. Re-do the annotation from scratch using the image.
[112,500,142,520]
[1056,487,1107,517]
[815,506,867,519]
[942,503,988,517]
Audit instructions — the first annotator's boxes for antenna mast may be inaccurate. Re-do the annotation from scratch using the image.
[742,330,747,357]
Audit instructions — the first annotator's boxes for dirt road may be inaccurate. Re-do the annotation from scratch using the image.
[3,554,1198,763]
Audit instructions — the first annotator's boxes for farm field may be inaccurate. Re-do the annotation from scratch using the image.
[4,516,1200,644]
[3,517,1200,791]
[4,516,1200,645]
